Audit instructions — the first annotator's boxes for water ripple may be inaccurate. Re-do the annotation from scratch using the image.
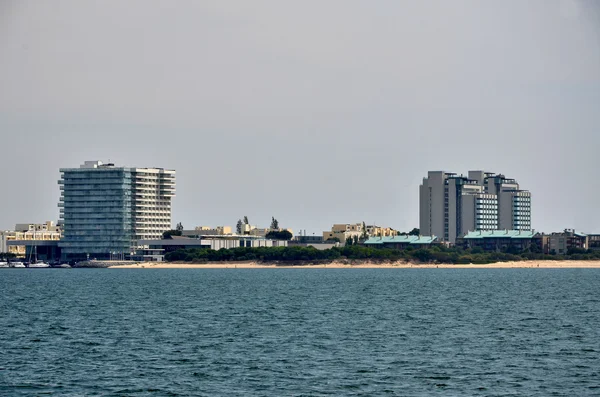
[1,269,599,396]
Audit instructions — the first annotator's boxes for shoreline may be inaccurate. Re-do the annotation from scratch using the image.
[109,260,600,269]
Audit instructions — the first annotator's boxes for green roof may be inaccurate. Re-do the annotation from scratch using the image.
[364,235,437,245]
[462,230,535,239]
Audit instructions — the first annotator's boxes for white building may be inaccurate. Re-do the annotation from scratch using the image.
[0,222,61,256]
[59,161,175,260]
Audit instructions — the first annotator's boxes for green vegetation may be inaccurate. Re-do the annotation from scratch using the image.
[265,229,293,240]
[162,229,183,239]
[361,221,368,240]
[397,228,420,236]
[345,236,359,246]
[164,245,600,264]
[0,252,17,261]
[270,217,279,230]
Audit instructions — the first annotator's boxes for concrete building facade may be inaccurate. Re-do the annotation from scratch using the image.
[322,223,397,245]
[183,226,232,237]
[0,221,61,257]
[363,235,438,249]
[136,236,288,261]
[540,230,588,255]
[323,223,364,245]
[456,230,536,251]
[420,170,532,243]
[589,234,600,251]
[58,161,175,260]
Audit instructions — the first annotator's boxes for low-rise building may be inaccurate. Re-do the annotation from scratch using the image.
[0,221,61,257]
[136,235,288,261]
[323,230,362,244]
[249,228,270,237]
[365,225,398,237]
[182,226,232,237]
[539,229,588,255]
[588,234,600,251]
[288,235,336,250]
[456,230,536,251]
[323,223,398,245]
[363,235,438,249]
[292,235,324,244]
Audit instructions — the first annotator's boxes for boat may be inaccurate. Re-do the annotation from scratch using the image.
[29,261,50,268]
[0,262,9,268]
[10,262,26,268]
[27,240,50,268]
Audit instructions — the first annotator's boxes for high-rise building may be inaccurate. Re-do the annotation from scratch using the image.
[58,161,175,260]
[419,170,531,243]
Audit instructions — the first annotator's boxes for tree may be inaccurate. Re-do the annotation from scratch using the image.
[176,222,184,232]
[361,221,368,240]
[266,230,293,240]
[408,228,420,236]
[0,252,16,261]
[163,229,182,239]
[236,219,243,234]
[471,246,484,254]
[243,216,249,225]
[346,237,354,246]
[270,217,279,230]
[353,235,359,245]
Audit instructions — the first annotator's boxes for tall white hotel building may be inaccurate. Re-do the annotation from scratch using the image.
[58,161,175,260]
[419,171,531,243]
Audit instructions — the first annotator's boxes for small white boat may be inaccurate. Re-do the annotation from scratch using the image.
[29,261,50,268]
[0,262,9,268]
[10,262,26,268]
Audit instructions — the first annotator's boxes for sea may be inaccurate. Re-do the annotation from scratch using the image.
[0,268,599,396]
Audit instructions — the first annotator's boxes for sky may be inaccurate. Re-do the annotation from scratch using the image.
[1,0,599,235]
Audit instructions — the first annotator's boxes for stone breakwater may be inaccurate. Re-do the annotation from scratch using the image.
[74,260,140,268]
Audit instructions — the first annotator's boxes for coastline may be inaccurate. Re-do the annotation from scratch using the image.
[109,260,600,269]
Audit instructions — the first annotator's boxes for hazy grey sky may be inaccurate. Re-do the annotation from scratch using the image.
[1,0,599,235]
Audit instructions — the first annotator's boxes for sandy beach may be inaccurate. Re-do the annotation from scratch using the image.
[109,260,600,269]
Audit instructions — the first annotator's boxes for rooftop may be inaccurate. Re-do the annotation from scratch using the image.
[461,230,536,239]
[364,235,437,245]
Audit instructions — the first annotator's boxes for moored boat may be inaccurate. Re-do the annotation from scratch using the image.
[29,261,51,268]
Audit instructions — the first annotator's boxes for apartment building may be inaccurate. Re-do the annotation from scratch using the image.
[420,171,532,243]
[365,225,397,237]
[539,229,588,255]
[58,161,175,260]
[182,226,233,237]
[322,223,397,245]
[589,234,600,250]
[322,223,364,244]
[469,171,532,231]
[456,230,536,252]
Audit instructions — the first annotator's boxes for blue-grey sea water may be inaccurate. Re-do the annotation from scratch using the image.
[0,268,599,396]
